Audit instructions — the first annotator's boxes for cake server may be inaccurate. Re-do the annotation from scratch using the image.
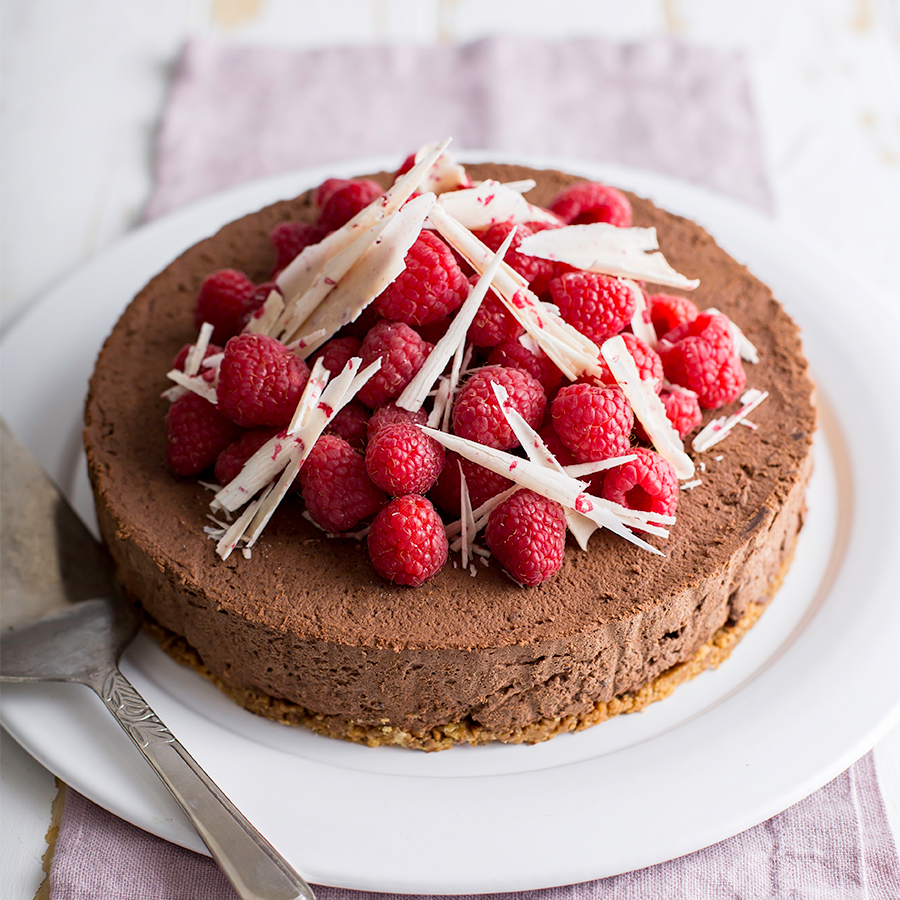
[0,419,316,900]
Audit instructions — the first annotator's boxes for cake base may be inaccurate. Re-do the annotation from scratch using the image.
[145,547,791,752]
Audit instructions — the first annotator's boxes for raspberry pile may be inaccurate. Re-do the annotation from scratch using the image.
[162,153,755,588]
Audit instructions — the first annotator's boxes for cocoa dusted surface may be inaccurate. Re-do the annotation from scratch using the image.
[84,164,816,742]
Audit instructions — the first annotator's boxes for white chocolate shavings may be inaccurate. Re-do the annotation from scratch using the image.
[410,141,470,194]
[600,335,695,481]
[275,138,451,313]
[437,180,558,230]
[428,204,602,380]
[421,425,666,556]
[211,355,380,557]
[289,192,437,354]
[286,329,327,355]
[681,479,703,490]
[458,463,476,569]
[165,368,218,405]
[706,307,759,363]
[692,389,769,453]
[245,290,285,335]
[624,280,657,349]
[185,323,215,376]
[395,226,516,412]
[517,223,700,290]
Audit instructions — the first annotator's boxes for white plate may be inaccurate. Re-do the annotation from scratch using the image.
[2,157,899,893]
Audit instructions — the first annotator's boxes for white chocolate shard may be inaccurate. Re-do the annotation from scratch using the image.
[518,223,700,290]
[165,368,218,405]
[600,335,695,481]
[395,226,515,412]
[245,290,285,335]
[692,389,769,453]
[624,280,658,349]
[184,323,215,376]
[276,138,451,305]
[420,426,664,555]
[438,180,559,230]
[290,192,437,355]
[410,141,470,194]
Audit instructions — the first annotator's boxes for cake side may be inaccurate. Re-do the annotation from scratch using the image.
[84,163,816,744]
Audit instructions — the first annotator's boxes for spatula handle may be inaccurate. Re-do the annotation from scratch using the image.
[90,664,316,900]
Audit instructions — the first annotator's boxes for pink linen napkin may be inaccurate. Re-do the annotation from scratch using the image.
[50,34,897,898]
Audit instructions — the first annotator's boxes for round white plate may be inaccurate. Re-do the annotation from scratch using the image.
[2,157,899,893]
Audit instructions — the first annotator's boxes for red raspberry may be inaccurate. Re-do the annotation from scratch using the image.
[549,272,636,345]
[467,285,523,348]
[485,489,566,586]
[479,222,556,297]
[365,423,444,496]
[367,495,449,586]
[269,221,325,273]
[193,269,257,344]
[429,452,512,513]
[594,332,663,392]
[648,293,699,340]
[300,434,386,532]
[317,179,384,232]
[357,320,433,409]
[324,399,369,449]
[214,427,280,485]
[657,312,746,408]
[551,383,633,463]
[452,366,546,451]
[314,178,350,209]
[217,333,311,428]
[549,181,632,227]
[659,388,702,438]
[415,313,454,345]
[367,403,428,442]
[374,230,468,326]
[172,341,223,372]
[165,392,241,477]
[600,448,679,530]
[538,423,576,468]
[486,339,564,395]
[310,335,362,377]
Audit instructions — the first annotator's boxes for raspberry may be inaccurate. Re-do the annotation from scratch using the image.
[310,335,362,377]
[648,293,699,340]
[367,402,428,442]
[269,222,325,274]
[429,452,512,513]
[324,399,369,449]
[538,423,576,468]
[357,320,433,409]
[317,179,384,232]
[374,230,468,326]
[549,272,636,345]
[594,332,663,392]
[479,222,556,296]
[484,489,567,586]
[466,285,523,348]
[193,269,257,344]
[172,341,223,372]
[165,392,241,477]
[365,423,445,496]
[313,178,350,210]
[452,366,546,451]
[549,181,632,228]
[551,383,633,463]
[217,333,311,428]
[486,339,564,395]
[657,312,746,408]
[658,388,702,438]
[300,434,386,532]
[367,495,449,586]
[600,448,679,530]
[214,427,280,485]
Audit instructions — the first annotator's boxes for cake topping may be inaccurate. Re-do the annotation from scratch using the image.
[692,388,769,453]
[548,180,633,227]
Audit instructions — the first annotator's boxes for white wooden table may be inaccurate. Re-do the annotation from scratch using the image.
[2,2,899,897]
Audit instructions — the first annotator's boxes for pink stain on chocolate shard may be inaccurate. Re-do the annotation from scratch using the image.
[318,402,334,418]
[511,291,527,310]
[575,495,594,514]
[509,461,518,471]
[324,277,336,285]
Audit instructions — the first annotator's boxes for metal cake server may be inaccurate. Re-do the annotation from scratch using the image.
[0,419,315,900]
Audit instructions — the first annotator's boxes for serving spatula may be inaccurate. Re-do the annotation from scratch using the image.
[0,419,316,900]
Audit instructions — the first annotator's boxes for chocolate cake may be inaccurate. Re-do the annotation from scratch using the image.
[84,163,816,750]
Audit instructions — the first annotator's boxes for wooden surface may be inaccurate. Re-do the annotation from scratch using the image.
[2,1,899,897]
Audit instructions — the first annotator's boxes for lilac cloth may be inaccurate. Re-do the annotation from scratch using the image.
[49,34,898,898]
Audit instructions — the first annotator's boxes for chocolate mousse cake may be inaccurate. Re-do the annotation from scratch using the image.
[84,160,816,750]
